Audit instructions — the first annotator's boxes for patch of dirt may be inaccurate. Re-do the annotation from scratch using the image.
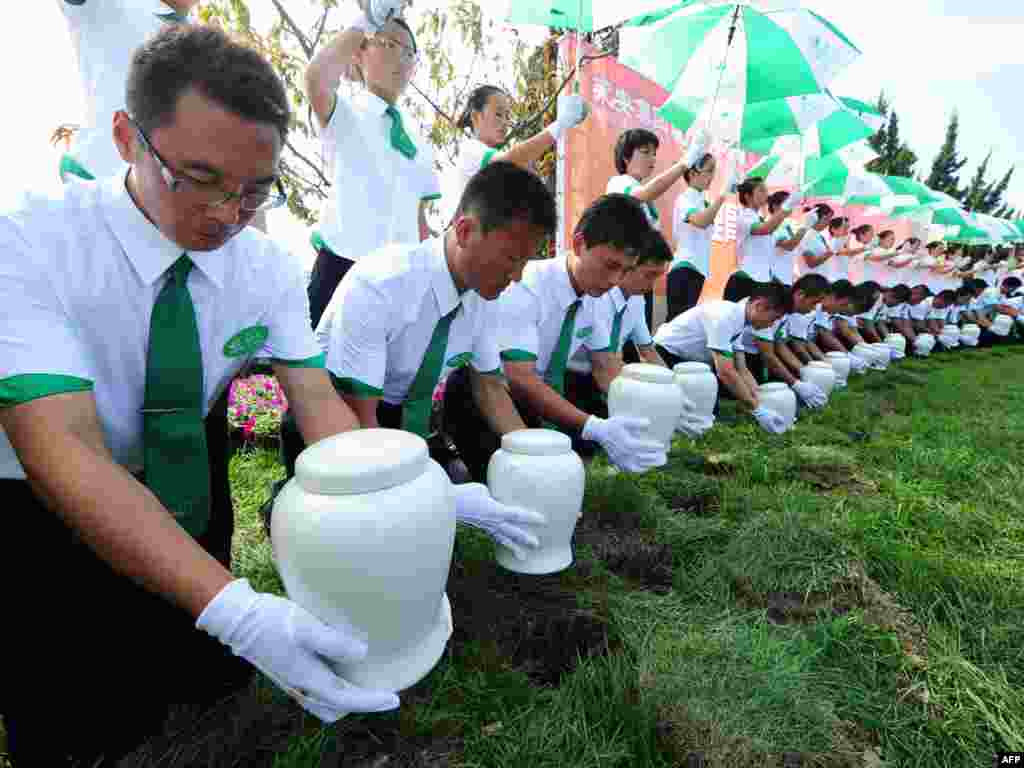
[329,713,463,768]
[575,527,675,594]
[734,577,850,625]
[667,491,721,516]
[796,465,877,495]
[655,706,877,767]
[446,558,616,687]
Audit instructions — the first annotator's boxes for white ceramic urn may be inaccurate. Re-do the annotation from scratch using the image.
[941,324,961,347]
[914,333,936,355]
[800,360,836,397]
[851,343,874,370]
[826,352,851,387]
[991,314,1014,336]
[869,343,892,369]
[608,363,685,450]
[487,429,585,575]
[883,333,907,355]
[758,383,797,429]
[271,429,455,693]
[672,362,718,431]
[961,323,981,346]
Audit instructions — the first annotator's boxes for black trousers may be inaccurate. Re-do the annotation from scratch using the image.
[722,272,756,303]
[1,394,251,767]
[307,245,356,331]
[666,266,706,323]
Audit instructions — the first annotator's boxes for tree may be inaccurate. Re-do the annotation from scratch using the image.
[925,111,968,199]
[196,1,562,226]
[864,92,918,178]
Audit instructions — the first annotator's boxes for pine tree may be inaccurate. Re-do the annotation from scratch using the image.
[962,152,992,211]
[925,111,968,199]
[980,167,1014,214]
[865,99,918,178]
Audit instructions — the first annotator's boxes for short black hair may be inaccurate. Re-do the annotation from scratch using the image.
[456,161,556,235]
[683,153,714,183]
[766,190,791,212]
[806,202,834,220]
[859,280,882,293]
[828,216,849,233]
[457,84,508,132]
[635,228,673,267]
[614,129,659,174]
[737,177,766,207]
[970,278,988,293]
[1002,276,1022,293]
[574,194,651,258]
[877,230,895,240]
[793,273,829,298]
[936,289,957,304]
[749,281,794,314]
[852,224,873,238]
[955,286,974,300]
[127,24,290,141]
[830,279,858,302]
[855,282,881,314]
[911,284,932,297]
[887,284,911,302]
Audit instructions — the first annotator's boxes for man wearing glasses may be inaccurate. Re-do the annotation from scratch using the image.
[303,0,440,330]
[0,25,400,767]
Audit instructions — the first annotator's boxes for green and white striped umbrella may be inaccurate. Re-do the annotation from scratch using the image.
[619,4,862,131]
[500,0,736,34]
[747,142,878,191]
[844,176,941,207]
[836,96,885,131]
[973,213,1023,244]
[742,97,877,157]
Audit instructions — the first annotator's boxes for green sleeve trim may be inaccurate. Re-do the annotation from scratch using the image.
[0,374,94,407]
[332,376,384,398]
[481,149,497,168]
[500,349,538,363]
[272,353,326,369]
[474,367,503,376]
[682,208,700,223]
[623,184,637,196]
[421,193,442,202]
[709,348,734,359]
[310,230,328,253]
[670,261,698,273]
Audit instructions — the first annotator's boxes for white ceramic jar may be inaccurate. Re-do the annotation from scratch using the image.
[487,429,585,575]
[992,315,1014,336]
[942,324,961,346]
[883,333,907,355]
[961,323,981,346]
[914,333,936,355]
[825,351,851,387]
[800,360,836,396]
[851,342,874,369]
[869,343,892,369]
[673,362,718,430]
[271,429,455,693]
[608,363,685,450]
[758,383,797,429]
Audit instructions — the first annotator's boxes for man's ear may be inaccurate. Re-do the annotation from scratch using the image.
[112,111,141,164]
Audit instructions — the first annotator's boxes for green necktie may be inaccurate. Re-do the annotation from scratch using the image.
[385,105,417,160]
[545,300,580,396]
[142,254,210,538]
[609,305,628,353]
[402,305,459,438]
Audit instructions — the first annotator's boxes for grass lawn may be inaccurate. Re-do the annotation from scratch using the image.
[3,346,1023,767]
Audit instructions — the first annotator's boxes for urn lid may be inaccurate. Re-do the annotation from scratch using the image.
[673,362,712,375]
[500,428,572,456]
[807,360,834,370]
[759,382,790,393]
[825,351,848,358]
[619,362,675,385]
[295,428,429,496]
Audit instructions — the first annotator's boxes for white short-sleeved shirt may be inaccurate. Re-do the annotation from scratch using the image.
[0,175,321,480]
[928,301,950,323]
[786,309,817,342]
[856,297,884,325]
[440,136,497,227]
[882,302,909,322]
[653,299,748,364]
[746,314,788,354]
[908,297,933,322]
[828,235,851,281]
[772,221,798,286]
[735,207,774,282]
[567,289,652,374]
[796,228,832,278]
[316,85,441,262]
[497,255,610,381]
[606,175,660,228]
[813,303,834,333]
[671,187,712,276]
[60,1,190,179]
[315,237,502,406]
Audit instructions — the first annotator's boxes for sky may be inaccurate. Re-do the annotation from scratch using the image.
[2,0,1021,265]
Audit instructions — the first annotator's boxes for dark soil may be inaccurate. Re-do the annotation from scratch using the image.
[796,465,876,494]
[445,558,616,687]
[575,527,675,594]
[667,491,720,516]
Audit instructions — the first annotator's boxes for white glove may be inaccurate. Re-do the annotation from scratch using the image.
[751,406,787,435]
[685,128,711,167]
[197,579,400,722]
[803,209,819,228]
[781,190,803,212]
[792,379,827,409]
[453,482,546,561]
[890,347,905,361]
[849,354,868,374]
[354,0,406,31]
[582,415,667,473]
[548,93,589,141]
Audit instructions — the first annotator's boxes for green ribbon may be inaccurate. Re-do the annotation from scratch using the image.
[544,300,580,396]
[142,255,210,537]
[385,105,417,160]
[402,305,459,437]
[609,305,629,353]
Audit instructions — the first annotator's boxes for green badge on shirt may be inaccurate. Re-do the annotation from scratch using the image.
[576,326,593,339]
[223,325,269,358]
[446,352,474,369]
